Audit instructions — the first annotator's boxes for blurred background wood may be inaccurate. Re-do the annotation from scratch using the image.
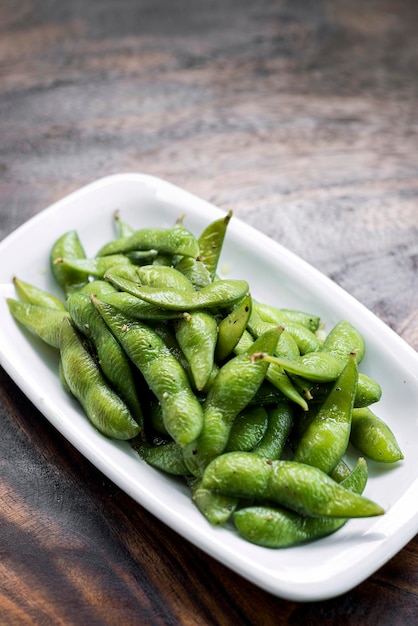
[1,1,417,624]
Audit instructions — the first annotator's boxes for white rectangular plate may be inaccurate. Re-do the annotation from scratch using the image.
[1,173,417,602]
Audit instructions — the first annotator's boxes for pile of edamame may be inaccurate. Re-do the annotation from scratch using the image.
[7,209,404,549]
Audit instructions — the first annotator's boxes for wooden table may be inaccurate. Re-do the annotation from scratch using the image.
[1,1,418,624]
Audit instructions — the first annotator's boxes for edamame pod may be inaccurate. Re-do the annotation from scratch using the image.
[182,327,283,476]
[293,354,358,473]
[202,452,384,518]
[12,277,66,310]
[67,292,144,431]
[350,407,404,462]
[59,317,140,440]
[233,457,369,548]
[254,301,321,333]
[234,330,309,411]
[276,330,300,360]
[215,293,252,362]
[297,371,382,408]
[262,351,345,382]
[353,373,382,408]
[50,230,89,295]
[97,226,200,258]
[7,299,69,348]
[247,382,289,407]
[329,458,352,483]
[137,441,189,475]
[91,297,203,447]
[197,210,232,281]
[97,291,185,321]
[53,254,134,279]
[225,406,269,453]
[174,310,218,391]
[80,279,118,298]
[248,309,320,355]
[103,275,250,311]
[322,320,365,364]
[106,263,195,291]
[252,401,294,460]
[174,255,212,289]
[190,478,238,526]
[113,210,135,238]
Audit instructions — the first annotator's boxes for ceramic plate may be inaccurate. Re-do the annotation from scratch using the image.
[1,173,417,602]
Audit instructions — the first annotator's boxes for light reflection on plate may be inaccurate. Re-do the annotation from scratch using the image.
[0,173,417,601]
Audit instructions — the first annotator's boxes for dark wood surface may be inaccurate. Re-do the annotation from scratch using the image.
[1,1,418,624]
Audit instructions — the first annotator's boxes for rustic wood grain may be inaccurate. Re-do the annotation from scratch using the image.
[1,1,418,624]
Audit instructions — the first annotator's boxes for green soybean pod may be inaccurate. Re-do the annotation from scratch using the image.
[225,406,269,453]
[281,321,321,355]
[215,292,252,362]
[182,327,282,477]
[276,330,300,359]
[152,320,222,395]
[247,382,288,407]
[202,452,384,518]
[248,309,320,355]
[59,317,140,440]
[322,320,365,364]
[53,254,134,279]
[113,210,135,238]
[150,320,195,377]
[197,210,233,281]
[252,401,294,460]
[233,457,369,548]
[154,319,221,395]
[58,356,71,394]
[350,407,404,462]
[174,255,212,289]
[266,363,309,411]
[144,395,167,435]
[297,371,382,409]
[234,330,309,411]
[96,291,185,321]
[293,353,358,474]
[137,441,189,475]
[91,297,203,447]
[174,310,218,391]
[96,226,200,258]
[262,351,345,383]
[152,253,174,267]
[254,301,321,333]
[7,299,70,348]
[67,291,144,431]
[354,373,382,407]
[12,277,67,310]
[106,263,195,291]
[103,275,250,311]
[80,279,118,298]
[329,458,352,483]
[190,478,239,526]
[50,230,90,295]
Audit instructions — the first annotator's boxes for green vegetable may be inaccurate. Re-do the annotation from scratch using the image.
[350,407,404,462]
[59,317,140,440]
[91,297,203,447]
[293,353,358,473]
[202,452,384,519]
[233,457,370,548]
[182,327,283,477]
